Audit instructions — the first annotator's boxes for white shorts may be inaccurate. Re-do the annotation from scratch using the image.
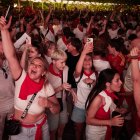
[86,125,107,140]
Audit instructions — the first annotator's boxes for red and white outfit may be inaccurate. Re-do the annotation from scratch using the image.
[15,70,55,113]
[57,36,68,51]
[75,71,97,109]
[86,90,118,140]
[39,26,55,43]
[11,70,55,140]
[47,64,69,130]
[53,24,62,36]
[73,26,86,41]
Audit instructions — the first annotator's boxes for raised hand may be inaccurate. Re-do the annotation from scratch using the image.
[83,42,93,55]
[130,47,140,59]
[0,16,12,30]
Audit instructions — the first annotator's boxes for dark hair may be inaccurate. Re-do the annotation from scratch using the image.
[91,28,99,38]
[93,38,108,57]
[31,40,45,58]
[117,28,125,36]
[80,18,87,28]
[76,53,97,85]
[63,27,75,39]
[108,39,122,53]
[69,37,82,52]
[128,34,137,41]
[86,68,118,110]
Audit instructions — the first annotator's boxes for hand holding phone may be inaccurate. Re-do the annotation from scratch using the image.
[83,38,94,54]
[86,38,93,44]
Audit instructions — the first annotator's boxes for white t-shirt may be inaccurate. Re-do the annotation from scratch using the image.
[39,26,55,42]
[47,66,68,100]
[93,59,111,73]
[73,27,86,41]
[53,24,62,36]
[57,38,67,51]
[108,28,119,39]
[75,72,96,109]
[45,55,52,65]
[14,70,55,115]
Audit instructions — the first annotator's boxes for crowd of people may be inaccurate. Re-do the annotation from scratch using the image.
[0,5,140,140]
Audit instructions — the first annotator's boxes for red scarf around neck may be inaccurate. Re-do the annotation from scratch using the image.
[78,25,83,32]
[19,74,44,100]
[49,63,62,78]
[84,70,94,78]
[62,36,68,46]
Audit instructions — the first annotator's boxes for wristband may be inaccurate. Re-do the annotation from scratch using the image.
[130,56,139,59]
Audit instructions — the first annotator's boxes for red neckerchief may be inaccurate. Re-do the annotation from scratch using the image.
[105,89,118,101]
[49,25,54,34]
[19,74,44,100]
[83,70,94,78]
[62,36,68,46]
[49,63,62,78]
[78,25,83,32]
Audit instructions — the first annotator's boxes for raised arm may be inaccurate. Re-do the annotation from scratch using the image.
[74,42,93,78]
[118,16,126,30]
[99,19,108,36]
[20,44,31,69]
[86,16,93,35]
[29,15,38,25]
[0,16,22,80]
[130,47,140,117]
[44,7,53,28]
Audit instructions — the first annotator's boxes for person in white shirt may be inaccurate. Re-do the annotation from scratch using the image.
[73,18,87,41]
[57,27,75,51]
[92,38,111,73]
[71,42,95,140]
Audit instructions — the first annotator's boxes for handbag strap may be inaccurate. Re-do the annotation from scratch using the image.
[21,93,37,119]
[61,72,63,99]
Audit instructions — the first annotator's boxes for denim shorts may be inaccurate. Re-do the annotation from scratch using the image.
[71,106,86,123]
[47,100,68,131]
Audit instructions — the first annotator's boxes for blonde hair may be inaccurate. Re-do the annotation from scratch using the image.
[51,49,67,60]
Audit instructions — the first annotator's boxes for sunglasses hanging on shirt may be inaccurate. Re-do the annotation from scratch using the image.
[1,68,8,79]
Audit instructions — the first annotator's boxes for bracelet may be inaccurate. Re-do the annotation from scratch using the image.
[130,56,139,59]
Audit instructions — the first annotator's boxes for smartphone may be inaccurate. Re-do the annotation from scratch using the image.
[5,6,11,20]
[86,38,93,44]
